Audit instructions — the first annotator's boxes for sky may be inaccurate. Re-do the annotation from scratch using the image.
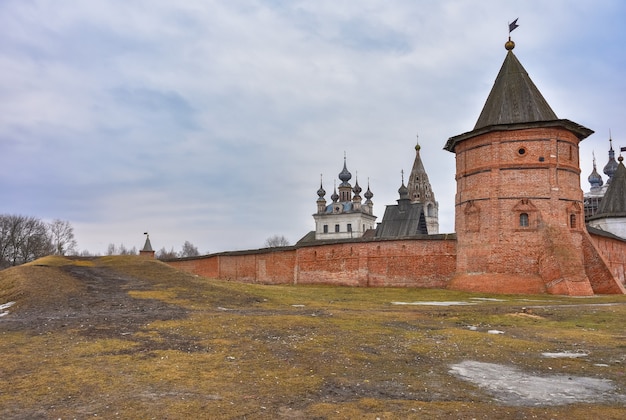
[1,0,625,255]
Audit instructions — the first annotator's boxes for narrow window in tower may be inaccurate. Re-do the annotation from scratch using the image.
[363,224,365,232]
[323,225,328,233]
[570,214,576,229]
[335,224,340,232]
[569,145,573,161]
[520,213,529,227]
[347,223,352,232]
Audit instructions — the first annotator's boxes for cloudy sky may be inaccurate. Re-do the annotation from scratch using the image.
[1,0,625,255]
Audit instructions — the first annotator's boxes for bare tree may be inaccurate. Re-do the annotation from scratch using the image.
[0,214,54,268]
[156,247,178,260]
[48,219,77,256]
[106,243,137,256]
[106,243,117,256]
[180,241,200,257]
[264,234,290,248]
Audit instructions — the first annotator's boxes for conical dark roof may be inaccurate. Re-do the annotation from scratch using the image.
[474,49,557,129]
[444,43,593,152]
[590,161,626,219]
[142,235,153,252]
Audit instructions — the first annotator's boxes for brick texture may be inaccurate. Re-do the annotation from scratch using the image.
[448,126,625,295]
[167,237,456,288]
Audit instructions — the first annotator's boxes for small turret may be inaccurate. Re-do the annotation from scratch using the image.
[139,232,155,259]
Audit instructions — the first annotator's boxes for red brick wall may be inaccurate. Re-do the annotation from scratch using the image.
[166,237,457,288]
[588,233,626,290]
[446,126,619,295]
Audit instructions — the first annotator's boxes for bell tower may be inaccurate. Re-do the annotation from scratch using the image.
[444,37,624,295]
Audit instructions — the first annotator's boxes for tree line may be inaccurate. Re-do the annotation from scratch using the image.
[0,215,76,269]
[0,213,291,268]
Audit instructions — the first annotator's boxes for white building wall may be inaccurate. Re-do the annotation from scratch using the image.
[588,217,626,240]
[313,213,377,240]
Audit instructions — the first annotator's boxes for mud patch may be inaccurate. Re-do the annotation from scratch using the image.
[449,360,619,406]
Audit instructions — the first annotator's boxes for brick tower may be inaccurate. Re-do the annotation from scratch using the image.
[444,38,625,295]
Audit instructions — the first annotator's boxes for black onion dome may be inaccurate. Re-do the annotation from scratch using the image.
[604,141,619,182]
[398,182,409,199]
[317,182,326,198]
[338,159,352,186]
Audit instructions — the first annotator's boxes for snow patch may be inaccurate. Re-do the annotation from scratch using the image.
[449,360,618,406]
[0,301,15,317]
[391,301,476,306]
[541,352,588,358]
[470,297,506,302]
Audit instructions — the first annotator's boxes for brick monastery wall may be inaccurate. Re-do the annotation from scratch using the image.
[166,236,457,288]
[588,232,626,287]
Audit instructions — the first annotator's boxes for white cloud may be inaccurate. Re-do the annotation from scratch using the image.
[1,0,625,254]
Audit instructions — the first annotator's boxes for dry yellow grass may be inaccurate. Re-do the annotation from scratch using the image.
[0,256,624,419]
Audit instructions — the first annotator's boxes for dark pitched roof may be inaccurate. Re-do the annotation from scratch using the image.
[474,50,557,129]
[142,236,153,252]
[375,201,428,238]
[589,161,626,219]
[444,47,593,152]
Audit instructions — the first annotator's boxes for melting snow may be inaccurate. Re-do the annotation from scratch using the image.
[449,360,618,406]
[391,301,476,306]
[541,352,588,358]
[0,301,15,317]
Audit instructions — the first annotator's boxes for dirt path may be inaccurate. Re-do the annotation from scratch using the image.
[1,265,188,337]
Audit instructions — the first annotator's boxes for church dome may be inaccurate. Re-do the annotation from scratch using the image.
[317,182,326,198]
[604,140,619,183]
[588,163,603,188]
[338,159,352,186]
[352,180,362,196]
[398,182,409,200]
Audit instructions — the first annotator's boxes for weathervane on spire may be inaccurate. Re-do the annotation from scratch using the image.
[506,18,518,50]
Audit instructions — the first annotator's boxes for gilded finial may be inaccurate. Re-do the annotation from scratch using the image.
[415,133,421,151]
[505,37,515,51]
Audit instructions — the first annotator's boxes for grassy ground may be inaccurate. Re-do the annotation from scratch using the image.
[0,256,624,419]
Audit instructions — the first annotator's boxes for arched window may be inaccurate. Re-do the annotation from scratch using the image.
[520,213,529,227]
[570,214,576,229]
